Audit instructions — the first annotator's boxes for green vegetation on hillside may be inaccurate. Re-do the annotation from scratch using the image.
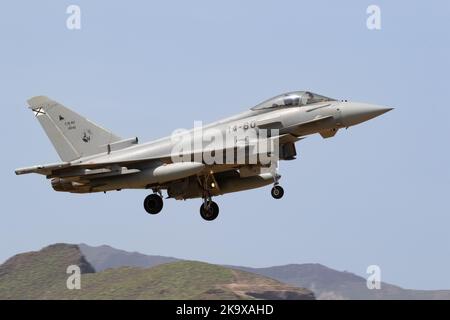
[58,261,239,300]
[0,244,94,299]
[0,244,313,300]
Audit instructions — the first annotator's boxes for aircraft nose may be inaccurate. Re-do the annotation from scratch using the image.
[340,102,393,127]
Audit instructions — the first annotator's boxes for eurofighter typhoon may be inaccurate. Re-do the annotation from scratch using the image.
[15,92,392,221]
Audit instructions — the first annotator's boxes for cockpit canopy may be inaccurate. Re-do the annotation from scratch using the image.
[251,91,335,111]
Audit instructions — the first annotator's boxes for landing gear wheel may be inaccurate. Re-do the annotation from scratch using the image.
[199,201,219,221]
[143,194,163,214]
[271,186,284,199]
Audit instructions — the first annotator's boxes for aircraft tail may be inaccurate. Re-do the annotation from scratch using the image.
[27,96,122,161]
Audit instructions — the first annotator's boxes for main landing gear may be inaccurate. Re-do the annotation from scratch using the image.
[199,200,219,221]
[198,174,220,221]
[143,193,163,214]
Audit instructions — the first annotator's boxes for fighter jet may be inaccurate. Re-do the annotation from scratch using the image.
[15,92,392,221]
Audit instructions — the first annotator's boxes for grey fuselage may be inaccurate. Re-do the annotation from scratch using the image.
[57,98,390,196]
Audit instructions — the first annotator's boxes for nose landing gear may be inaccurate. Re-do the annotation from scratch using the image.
[271,185,284,199]
[270,172,284,199]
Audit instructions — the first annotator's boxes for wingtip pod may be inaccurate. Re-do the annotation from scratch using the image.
[27,96,52,109]
[15,167,36,175]
[14,162,71,176]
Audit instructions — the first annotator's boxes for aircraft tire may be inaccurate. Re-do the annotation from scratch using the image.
[144,194,164,214]
[271,186,284,199]
[199,201,219,221]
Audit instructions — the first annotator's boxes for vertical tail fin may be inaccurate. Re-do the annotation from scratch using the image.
[27,96,122,161]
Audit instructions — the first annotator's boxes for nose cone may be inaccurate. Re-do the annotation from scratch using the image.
[340,102,393,127]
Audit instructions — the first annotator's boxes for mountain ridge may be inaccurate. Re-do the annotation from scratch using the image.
[78,243,450,300]
[0,243,313,300]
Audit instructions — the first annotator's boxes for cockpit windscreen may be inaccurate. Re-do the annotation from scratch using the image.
[251,91,335,111]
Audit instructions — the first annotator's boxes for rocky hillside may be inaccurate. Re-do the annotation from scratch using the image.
[0,244,314,300]
[234,264,450,300]
[0,244,95,299]
[78,244,450,300]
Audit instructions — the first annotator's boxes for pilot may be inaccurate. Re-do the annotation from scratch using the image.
[301,92,313,105]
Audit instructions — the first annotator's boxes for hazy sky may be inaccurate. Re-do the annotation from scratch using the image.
[1,1,449,290]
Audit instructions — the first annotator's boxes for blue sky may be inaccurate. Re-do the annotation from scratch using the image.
[1,0,449,290]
